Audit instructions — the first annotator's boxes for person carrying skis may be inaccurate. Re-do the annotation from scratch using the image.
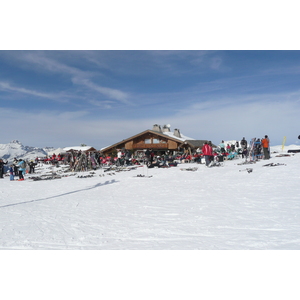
[261,135,270,159]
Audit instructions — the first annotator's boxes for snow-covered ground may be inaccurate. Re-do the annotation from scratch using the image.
[1,144,299,299]
[1,144,299,250]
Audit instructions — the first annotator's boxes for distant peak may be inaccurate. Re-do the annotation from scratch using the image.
[10,140,22,144]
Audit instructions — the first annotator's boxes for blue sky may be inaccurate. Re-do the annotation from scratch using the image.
[1,50,300,149]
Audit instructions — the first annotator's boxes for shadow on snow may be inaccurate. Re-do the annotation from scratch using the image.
[0,179,118,209]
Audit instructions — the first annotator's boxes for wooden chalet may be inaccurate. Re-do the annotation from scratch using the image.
[101,124,195,156]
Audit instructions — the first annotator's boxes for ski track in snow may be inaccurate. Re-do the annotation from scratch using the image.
[0,148,300,249]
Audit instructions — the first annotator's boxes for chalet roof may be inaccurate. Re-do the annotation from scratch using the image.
[101,129,195,152]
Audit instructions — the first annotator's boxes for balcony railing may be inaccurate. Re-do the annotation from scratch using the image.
[132,143,168,149]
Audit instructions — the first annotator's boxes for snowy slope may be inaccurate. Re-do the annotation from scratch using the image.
[2,144,300,300]
[0,144,299,250]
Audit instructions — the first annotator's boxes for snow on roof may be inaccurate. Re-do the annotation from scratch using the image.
[161,131,195,142]
[63,146,95,152]
[47,147,65,155]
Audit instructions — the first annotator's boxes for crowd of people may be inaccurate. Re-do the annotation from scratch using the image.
[0,158,37,181]
[0,136,271,179]
[202,136,270,167]
[111,135,270,168]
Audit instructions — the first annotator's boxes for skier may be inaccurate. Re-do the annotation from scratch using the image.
[202,141,213,167]
[124,150,131,166]
[240,137,248,158]
[9,165,14,181]
[145,149,151,162]
[150,150,155,163]
[254,138,262,159]
[16,159,26,181]
[117,149,123,166]
[226,144,231,153]
[261,135,270,159]
[29,161,36,173]
[219,140,225,154]
[0,159,8,178]
[13,163,19,177]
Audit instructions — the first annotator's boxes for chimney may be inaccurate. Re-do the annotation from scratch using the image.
[174,128,181,138]
[152,124,162,133]
[162,125,171,132]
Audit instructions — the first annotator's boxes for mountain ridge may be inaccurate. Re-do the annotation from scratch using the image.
[0,140,55,162]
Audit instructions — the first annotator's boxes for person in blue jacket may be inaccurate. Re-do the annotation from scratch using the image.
[219,140,225,154]
[17,159,26,181]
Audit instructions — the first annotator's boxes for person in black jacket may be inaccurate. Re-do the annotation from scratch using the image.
[13,164,19,177]
[240,137,248,158]
[0,158,8,178]
[29,161,36,174]
[145,149,151,162]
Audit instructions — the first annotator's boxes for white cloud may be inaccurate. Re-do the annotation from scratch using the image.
[0,81,57,100]
[16,52,131,104]
[21,52,87,77]
[72,78,131,104]
[88,99,113,109]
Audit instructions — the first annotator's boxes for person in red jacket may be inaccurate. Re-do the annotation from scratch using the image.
[202,141,213,167]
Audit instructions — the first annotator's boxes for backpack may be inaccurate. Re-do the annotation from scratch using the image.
[21,161,26,169]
